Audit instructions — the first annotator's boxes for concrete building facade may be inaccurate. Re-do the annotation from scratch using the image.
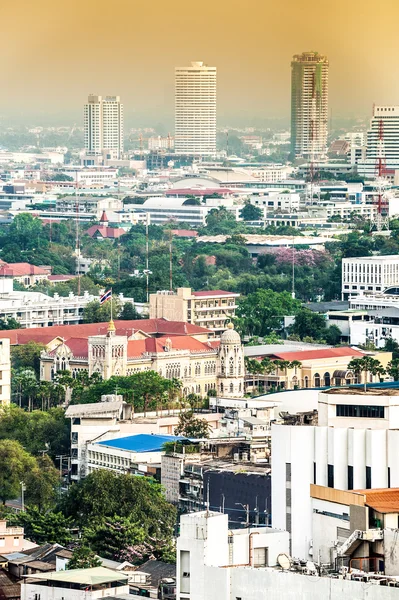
[84,95,124,163]
[175,62,217,156]
[291,52,329,159]
[149,288,239,337]
[342,255,399,299]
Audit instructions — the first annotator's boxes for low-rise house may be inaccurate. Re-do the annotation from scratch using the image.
[21,567,129,600]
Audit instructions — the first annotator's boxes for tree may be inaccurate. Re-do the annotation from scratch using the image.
[240,203,263,221]
[291,308,327,341]
[60,470,177,536]
[235,290,301,338]
[0,440,36,504]
[0,318,20,330]
[386,358,399,381]
[24,454,60,511]
[325,325,342,346]
[83,299,122,323]
[347,356,385,392]
[67,545,101,569]
[8,213,43,251]
[119,303,142,320]
[11,342,45,376]
[0,405,70,458]
[52,173,74,182]
[174,411,212,438]
[11,507,72,545]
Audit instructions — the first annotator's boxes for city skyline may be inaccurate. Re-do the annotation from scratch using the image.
[2,0,399,123]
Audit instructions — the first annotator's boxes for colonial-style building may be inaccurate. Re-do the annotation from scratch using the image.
[39,318,245,398]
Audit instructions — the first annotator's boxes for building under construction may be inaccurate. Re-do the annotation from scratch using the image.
[290,51,329,161]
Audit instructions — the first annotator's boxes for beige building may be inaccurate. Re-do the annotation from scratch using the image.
[149,288,239,337]
[247,347,391,391]
[175,61,217,156]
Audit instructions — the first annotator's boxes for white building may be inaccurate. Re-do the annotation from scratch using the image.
[291,52,329,160]
[148,135,174,151]
[125,197,210,226]
[358,106,399,178]
[21,567,129,600]
[344,131,365,148]
[84,95,124,163]
[272,388,399,561]
[175,62,217,156]
[0,274,133,328]
[342,255,399,299]
[0,339,11,405]
[249,192,300,214]
[65,397,221,480]
[348,291,399,348]
[250,166,294,183]
[176,511,399,599]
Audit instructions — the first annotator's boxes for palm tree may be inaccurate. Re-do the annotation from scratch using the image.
[289,360,302,388]
[273,360,291,389]
[347,357,385,392]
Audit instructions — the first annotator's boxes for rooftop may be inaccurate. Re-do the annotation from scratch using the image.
[269,346,364,362]
[357,488,399,514]
[95,433,185,453]
[324,387,399,396]
[24,566,128,585]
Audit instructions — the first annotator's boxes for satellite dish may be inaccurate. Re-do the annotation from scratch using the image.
[277,553,292,570]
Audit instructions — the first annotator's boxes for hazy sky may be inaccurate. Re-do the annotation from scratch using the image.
[2,0,399,124]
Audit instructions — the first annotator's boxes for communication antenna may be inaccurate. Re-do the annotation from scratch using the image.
[169,229,173,291]
[75,170,81,295]
[370,118,390,233]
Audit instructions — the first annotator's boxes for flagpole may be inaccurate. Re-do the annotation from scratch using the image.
[111,288,113,321]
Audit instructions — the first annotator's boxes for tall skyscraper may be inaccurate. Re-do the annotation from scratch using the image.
[291,52,329,160]
[357,105,399,178]
[175,62,217,156]
[84,95,124,164]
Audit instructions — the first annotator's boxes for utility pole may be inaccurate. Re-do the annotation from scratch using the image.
[20,482,26,512]
[75,170,81,296]
[145,214,150,303]
[291,236,295,299]
[169,229,173,291]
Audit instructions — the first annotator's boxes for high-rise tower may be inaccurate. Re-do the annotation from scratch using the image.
[84,95,124,164]
[291,52,329,160]
[175,62,217,156]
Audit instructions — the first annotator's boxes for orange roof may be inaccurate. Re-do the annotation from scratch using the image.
[269,347,365,362]
[355,489,399,514]
[85,225,125,239]
[0,263,49,277]
[0,318,211,346]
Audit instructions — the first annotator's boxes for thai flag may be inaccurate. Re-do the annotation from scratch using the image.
[100,289,112,304]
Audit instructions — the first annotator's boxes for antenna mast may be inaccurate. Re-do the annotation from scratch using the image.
[75,171,81,295]
[371,117,390,233]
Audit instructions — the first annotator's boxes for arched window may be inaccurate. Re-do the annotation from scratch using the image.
[314,373,320,387]
[229,357,234,376]
[221,357,225,375]
[304,376,309,388]
[229,383,234,393]
[220,382,224,393]
[324,372,331,387]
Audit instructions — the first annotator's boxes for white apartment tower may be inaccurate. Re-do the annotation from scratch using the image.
[291,52,329,160]
[84,95,124,162]
[175,62,217,156]
[358,105,399,178]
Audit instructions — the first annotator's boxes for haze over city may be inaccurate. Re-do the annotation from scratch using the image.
[2,0,399,124]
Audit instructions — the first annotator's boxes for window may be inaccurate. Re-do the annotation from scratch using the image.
[348,465,353,490]
[336,404,384,419]
[328,464,334,488]
[13,537,19,546]
[254,547,268,567]
[366,466,372,489]
[0,538,5,547]
[314,373,320,387]
[388,466,391,489]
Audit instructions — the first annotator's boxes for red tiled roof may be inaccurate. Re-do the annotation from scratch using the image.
[85,225,125,239]
[49,338,89,359]
[0,318,211,346]
[0,262,49,277]
[355,489,399,514]
[99,210,108,223]
[171,230,198,238]
[269,347,365,362]
[192,290,238,297]
[48,275,77,282]
[128,335,216,358]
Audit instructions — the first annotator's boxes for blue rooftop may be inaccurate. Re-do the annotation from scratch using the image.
[95,433,185,453]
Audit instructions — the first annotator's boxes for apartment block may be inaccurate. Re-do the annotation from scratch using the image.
[149,288,239,337]
[342,255,399,299]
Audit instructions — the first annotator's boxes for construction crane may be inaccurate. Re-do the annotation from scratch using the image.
[370,119,390,233]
